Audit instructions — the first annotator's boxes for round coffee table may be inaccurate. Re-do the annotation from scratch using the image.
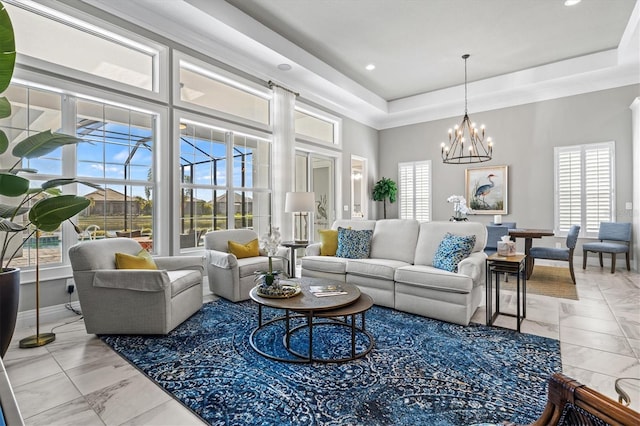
[249,277,375,363]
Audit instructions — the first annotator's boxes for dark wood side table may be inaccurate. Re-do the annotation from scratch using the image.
[281,241,310,278]
[486,253,527,332]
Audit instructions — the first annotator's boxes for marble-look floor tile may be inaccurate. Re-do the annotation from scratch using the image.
[24,396,105,426]
[85,374,172,425]
[560,325,635,356]
[559,302,616,321]
[561,342,639,377]
[558,315,625,337]
[120,398,206,426]
[12,372,82,419]
[49,338,119,371]
[627,337,640,359]
[4,352,63,388]
[66,352,141,395]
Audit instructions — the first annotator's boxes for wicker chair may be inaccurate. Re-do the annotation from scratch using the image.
[529,373,640,425]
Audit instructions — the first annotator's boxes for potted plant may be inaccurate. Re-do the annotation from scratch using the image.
[372,177,397,219]
[0,2,94,356]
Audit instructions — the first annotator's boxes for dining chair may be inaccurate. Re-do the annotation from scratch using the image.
[529,225,580,284]
[484,222,517,255]
[582,222,632,273]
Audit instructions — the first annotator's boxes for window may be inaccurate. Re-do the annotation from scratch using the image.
[76,100,156,246]
[179,60,270,125]
[179,121,271,246]
[398,161,431,221]
[6,2,159,92]
[295,105,341,145]
[555,141,615,237]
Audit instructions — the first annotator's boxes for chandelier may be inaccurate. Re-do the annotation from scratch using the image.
[441,54,493,164]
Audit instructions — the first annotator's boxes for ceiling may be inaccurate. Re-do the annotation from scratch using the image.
[78,0,640,129]
[225,0,637,101]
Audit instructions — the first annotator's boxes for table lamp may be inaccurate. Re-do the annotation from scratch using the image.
[285,192,315,243]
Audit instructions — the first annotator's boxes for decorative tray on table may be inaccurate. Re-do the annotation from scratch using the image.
[256,281,301,299]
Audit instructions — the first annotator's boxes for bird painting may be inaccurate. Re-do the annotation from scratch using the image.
[474,174,495,207]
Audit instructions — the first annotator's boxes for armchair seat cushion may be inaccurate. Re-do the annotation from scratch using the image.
[236,256,285,278]
[582,241,629,253]
[168,270,203,297]
[529,246,570,261]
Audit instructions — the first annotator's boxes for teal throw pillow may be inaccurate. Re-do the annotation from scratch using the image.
[432,232,476,272]
[336,227,373,259]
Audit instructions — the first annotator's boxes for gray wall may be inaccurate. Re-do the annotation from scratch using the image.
[379,85,639,253]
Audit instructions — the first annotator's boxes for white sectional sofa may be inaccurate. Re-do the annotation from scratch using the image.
[301,219,487,325]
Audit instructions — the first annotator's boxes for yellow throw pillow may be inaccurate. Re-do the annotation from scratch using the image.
[319,229,339,256]
[115,249,158,270]
[228,238,260,259]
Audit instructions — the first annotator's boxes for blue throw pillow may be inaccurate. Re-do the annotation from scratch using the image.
[336,227,373,259]
[433,232,476,272]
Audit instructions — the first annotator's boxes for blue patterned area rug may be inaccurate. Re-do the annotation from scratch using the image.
[101,299,561,426]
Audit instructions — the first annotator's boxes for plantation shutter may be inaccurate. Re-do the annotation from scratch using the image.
[554,142,614,237]
[399,161,431,221]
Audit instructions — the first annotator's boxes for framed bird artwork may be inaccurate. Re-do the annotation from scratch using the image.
[465,165,508,214]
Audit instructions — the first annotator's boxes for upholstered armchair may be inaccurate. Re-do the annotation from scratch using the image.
[529,225,580,284]
[583,222,632,273]
[68,238,204,335]
[204,229,288,302]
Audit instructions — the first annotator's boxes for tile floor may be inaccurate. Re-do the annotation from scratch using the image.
[3,262,639,425]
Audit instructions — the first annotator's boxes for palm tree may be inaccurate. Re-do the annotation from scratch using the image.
[372,177,397,219]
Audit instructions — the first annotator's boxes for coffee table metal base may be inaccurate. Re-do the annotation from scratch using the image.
[250,293,375,363]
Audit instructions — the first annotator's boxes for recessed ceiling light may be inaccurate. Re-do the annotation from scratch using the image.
[365,64,376,71]
[277,63,292,71]
[564,0,581,6]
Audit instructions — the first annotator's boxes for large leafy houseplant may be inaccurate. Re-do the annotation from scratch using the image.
[0,2,93,355]
[372,177,397,219]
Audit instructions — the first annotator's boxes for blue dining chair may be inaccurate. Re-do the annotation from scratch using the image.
[484,222,517,255]
[582,222,632,273]
[529,225,580,284]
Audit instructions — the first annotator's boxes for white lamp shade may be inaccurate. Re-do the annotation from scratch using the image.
[285,192,315,213]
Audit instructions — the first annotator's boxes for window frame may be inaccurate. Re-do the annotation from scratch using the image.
[294,103,342,148]
[398,160,432,222]
[554,141,616,238]
[5,0,168,103]
[173,52,272,132]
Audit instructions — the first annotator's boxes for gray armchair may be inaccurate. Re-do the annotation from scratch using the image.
[204,229,287,302]
[68,238,204,335]
[582,222,632,273]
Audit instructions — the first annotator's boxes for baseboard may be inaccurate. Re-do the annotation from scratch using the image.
[16,302,82,329]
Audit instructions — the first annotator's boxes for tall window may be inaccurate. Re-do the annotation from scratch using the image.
[398,161,431,221]
[76,100,156,246]
[295,105,341,146]
[179,122,271,247]
[555,142,615,237]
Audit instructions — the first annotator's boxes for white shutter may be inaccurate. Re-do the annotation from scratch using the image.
[554,142,614,237]
[398,161,431,221]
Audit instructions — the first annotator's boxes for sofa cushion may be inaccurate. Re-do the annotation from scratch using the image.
[115,249,158,270]
[395,265,475,293]
[414,221,487,266]
[346,258,410,280]
[318,229,339,256]
[369,219,420,264]
[301,256,349,274]
[336,227,373,259]
[228,238,259,259]
[433,233,476,272]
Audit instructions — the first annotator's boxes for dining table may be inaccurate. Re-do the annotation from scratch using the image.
[507,228,555,279]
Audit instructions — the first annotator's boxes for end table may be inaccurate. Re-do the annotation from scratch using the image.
[485,253,527,332]
[281,241,310,278]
